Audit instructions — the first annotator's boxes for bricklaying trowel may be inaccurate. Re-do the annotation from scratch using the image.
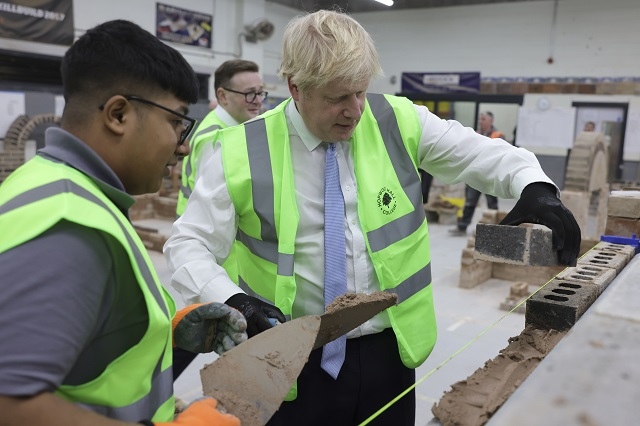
[200,291,397,426]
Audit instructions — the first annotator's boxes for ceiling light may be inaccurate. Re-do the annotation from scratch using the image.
[373,0,394,6]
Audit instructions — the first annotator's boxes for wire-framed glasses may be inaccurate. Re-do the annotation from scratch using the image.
[99,95,197,145]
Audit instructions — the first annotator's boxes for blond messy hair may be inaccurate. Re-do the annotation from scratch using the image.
[278,10,383,93]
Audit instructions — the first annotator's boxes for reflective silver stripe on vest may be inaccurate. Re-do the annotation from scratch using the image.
[365,94,432,302]
[365,93,425,253]
[0,179,172,419]
[180,124,222,200]
[76,355,173,421]
[1,179,170,318]
[237,228,294,276]
[384,263,432,304]
[241,118,294,277]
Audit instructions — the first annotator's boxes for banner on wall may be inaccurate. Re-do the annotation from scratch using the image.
[156,3,212,48]
[401,72,480,94]
[0,0,73,45]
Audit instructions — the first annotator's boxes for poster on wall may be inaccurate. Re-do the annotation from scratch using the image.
[0,0,73,45]
[401,72,480,94]
[156,3,212,48]
[516,106,576,149]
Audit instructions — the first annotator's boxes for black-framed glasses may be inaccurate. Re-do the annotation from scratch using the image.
[99,95,197,145]
[222,87,268,103]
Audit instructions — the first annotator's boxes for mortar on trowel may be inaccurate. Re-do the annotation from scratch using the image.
[200,291,397,426]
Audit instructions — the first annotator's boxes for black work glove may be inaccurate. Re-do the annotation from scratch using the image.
[225,293,286,337]
[499,182,581,266]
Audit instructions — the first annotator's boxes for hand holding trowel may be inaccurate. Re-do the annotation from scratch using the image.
[200,291,397,426]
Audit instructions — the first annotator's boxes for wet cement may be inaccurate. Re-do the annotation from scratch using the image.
[432,325,567,426]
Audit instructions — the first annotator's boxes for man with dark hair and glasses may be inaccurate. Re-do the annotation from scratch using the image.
[0,20,244,426]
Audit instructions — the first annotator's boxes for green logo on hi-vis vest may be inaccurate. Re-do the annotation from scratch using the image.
[377,187,397,215]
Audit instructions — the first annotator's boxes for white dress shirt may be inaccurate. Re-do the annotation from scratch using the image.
[164,98,553,338]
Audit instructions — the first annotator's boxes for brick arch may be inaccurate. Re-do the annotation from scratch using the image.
[15,114,62,151]
[0,114,61,183]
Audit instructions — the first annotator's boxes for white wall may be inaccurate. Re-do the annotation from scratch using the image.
[0,0,270,99]
[3,0,640,104]
[354,0,640,95]
[263,2,300,98]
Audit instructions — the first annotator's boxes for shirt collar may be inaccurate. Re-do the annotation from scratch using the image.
[214,105,240,127]
[286,99,323,152]
[39,127,135,215]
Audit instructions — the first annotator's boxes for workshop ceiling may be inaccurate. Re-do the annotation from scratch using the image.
[267,0,543,13]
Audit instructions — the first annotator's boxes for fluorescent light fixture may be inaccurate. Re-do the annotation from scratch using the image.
[373,0,394,6]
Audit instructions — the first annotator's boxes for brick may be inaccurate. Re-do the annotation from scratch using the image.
[510,82,529,94]
[479,209,499,224]
[473,223,557,266]
[593,241,636,263]
[559,190,589,233]
[578,249,628,274]
[492,263,565,286]
[510,281,530,298]
[607,191,640,218]
[542,83,563,93]
[525,278,598,331]
[596,82,617,95]
[614,81,637,94]
[605,216,640,237]
[576,84,596,94]
[555,264,616,295]
[480,82,496,93]
[459,248,492,288]
[496,83,513,94]
[528,84,544,93]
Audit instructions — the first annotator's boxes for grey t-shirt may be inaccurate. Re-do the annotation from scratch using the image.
[0,128,148,396]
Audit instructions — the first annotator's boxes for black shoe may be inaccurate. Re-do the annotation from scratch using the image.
[448,228,467,236]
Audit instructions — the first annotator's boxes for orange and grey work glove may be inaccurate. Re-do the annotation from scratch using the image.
[150,397,240,426]
[172,303,247,355]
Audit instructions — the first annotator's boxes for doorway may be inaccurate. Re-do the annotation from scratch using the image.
[572,102,628,182]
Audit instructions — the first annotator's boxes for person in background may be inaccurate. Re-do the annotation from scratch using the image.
[165,10,580,426]
[176,59,266,285]
[450,111,504,236]
[0,20,245,426]
[176,59,266,217]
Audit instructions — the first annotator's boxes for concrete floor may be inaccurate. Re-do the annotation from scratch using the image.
[148,198,523,425]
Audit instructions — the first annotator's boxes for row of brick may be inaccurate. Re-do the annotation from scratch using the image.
[525,241,635,331]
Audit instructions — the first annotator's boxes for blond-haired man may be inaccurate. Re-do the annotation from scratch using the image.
[165,10,580,426]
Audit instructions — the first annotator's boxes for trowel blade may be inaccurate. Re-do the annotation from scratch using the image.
[201,315,321,426]
[313,292,397,350]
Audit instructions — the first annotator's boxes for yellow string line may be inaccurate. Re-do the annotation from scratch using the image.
[358,272,562,426]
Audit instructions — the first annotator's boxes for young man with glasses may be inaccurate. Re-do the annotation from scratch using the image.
[176,60,266,286]
[0,20,245,426]
[177,59,266,217]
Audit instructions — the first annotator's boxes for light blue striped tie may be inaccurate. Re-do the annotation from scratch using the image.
[321,142,347,379]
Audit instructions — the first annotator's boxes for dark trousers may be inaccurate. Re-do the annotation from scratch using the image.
[419,170,433,204]
[458,185,498,231]
[267,328,416,426]
[172,348,198,380]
